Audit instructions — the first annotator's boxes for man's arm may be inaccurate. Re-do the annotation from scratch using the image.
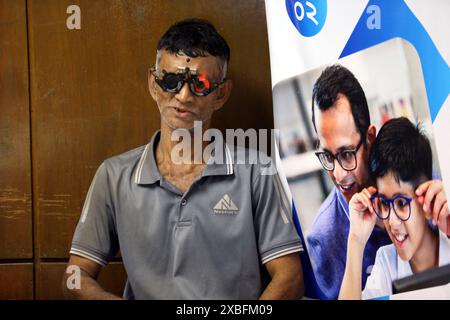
[259,253,304,300]
[62,255,122,300]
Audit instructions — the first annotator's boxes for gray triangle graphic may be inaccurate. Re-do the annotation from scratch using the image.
[213,194,238,211]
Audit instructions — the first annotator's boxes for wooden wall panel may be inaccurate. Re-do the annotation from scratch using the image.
[38,262,127,299]
[0,0,33,259]
[0,264,33,300]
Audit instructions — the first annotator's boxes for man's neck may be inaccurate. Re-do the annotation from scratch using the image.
[156,124,213,194]
[157,124,211,168]
[410,226,439,273]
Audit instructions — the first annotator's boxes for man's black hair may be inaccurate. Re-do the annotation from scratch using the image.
[369,117,432,186]
[312,64,370,147]
[157,18,230,63]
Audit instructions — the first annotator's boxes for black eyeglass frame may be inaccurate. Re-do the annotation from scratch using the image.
[150,66,225,97]
[315,139,364,172]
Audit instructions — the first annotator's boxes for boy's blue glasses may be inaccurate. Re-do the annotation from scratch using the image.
[370,194,413,221]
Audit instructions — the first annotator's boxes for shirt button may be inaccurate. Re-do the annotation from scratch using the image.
[181,199,187,206]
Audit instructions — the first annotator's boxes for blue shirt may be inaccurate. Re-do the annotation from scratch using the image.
[306,187,392,299]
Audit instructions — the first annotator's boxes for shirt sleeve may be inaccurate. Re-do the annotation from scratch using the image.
[70,161,119,266]
[362,247,393,300]
[252,161,303,265]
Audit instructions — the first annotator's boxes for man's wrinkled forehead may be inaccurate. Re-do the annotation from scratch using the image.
[172,66,198,75]
[156,49,226,79]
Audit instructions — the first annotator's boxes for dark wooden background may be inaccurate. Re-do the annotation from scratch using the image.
[0,0,274,299]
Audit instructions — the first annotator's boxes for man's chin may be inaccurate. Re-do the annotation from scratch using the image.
[162,118,196,131]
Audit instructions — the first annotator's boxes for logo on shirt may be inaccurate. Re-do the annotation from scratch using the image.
[213,194,239,215]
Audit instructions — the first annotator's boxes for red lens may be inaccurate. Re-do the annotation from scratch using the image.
[193,73,211,92]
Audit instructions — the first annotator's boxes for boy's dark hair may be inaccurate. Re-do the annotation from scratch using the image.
[312,64,370,147]
[157,18,230,63]
[369,117,432,186]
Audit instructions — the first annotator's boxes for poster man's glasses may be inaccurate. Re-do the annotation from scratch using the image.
[315,140,363,171]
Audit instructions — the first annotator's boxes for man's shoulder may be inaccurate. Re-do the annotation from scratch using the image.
[311,189,341,229]
[226,145,274,177]
[227,145,268,163]
[103,144,148,173]
[308,188,347,243]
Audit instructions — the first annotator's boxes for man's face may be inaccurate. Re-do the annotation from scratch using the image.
[315,94,372,203]
[149,50,230,131]
[377,172,428,262]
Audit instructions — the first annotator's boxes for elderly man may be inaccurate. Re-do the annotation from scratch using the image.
[63,18,304,300]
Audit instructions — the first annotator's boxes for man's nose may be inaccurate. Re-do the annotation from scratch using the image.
[333,159,348,182]
[175,81,194,103]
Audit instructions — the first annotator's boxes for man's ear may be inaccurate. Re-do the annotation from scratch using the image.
[213,79,232,111]
[366,124,377,147]
[148,68,157,101]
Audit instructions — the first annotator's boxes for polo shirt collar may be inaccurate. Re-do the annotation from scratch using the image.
[134,131,162,185]
[135,130,234,185]
[336,187,350,219]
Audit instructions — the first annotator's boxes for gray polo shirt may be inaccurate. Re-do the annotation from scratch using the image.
[70,131,303,299]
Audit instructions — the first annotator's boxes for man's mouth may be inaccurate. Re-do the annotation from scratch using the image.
[338,182,355,193]
[174,107,191,114]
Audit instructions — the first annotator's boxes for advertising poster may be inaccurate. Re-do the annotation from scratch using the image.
[265,0,450,299]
